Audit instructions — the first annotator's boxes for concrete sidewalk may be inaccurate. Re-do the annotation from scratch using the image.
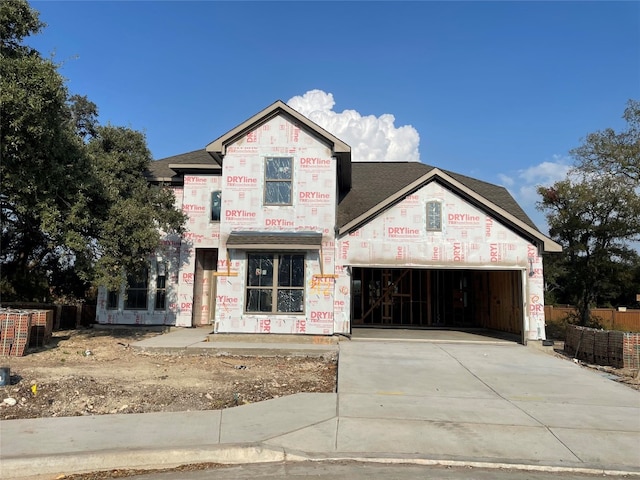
[1,329,639,479]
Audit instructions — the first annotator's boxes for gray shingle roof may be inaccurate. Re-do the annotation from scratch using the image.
[145,149,220,180]
[442,168,537,229]
[337,162,432,229]
[227,231,323,249]
[336,162,539,231]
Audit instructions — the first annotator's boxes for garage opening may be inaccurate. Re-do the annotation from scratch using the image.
[351,268,523,337]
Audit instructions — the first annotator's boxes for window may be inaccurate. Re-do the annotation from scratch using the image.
[427,201,442,231]
[124,268,148,310]
[246,253,304,313]
[211,190,221,222]
[106,290,119,310]
[154,263,167,310]
[264,157,292,205]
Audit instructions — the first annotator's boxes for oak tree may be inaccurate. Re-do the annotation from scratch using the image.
[538,101,640,325]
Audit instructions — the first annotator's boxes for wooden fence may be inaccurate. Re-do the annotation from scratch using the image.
[545,305,640,333]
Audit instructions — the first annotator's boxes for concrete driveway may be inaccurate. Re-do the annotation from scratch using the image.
[336,339,639,467]
[267,336,640,471]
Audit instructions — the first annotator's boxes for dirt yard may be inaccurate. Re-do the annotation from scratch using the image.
[0,327,337,420]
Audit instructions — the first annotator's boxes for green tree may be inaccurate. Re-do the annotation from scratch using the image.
[572,100,640,183]
[68,94,99,141]
[0,0,185,301]
[86,125,186,291]
[1,0,85,299]
[538,101,640,325]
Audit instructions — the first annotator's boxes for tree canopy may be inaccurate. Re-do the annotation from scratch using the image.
[572,100,640,183]
[537,100,640,325]
[1,0,186,302]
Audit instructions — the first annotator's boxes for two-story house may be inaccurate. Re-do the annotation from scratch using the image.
[96,100,561,343]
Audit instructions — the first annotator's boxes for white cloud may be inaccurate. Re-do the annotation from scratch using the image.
[287,90,421,162]
[497,155,573,233]
[519,156,572,186]
[514,155,572,205]
[498,156,572,206]
[498,173,514,187]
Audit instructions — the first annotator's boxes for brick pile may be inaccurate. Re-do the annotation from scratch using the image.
[565,324,640,369]
[28,309,54,347]
[1,309,55,357]
[1,310,32,357]
[0,313,13,356]
[623,333,640,369]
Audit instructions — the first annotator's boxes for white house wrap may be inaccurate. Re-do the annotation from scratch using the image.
[96,101,561,342]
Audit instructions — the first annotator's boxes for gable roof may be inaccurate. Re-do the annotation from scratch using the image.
[337,162,561,253]
[206,100,352,190]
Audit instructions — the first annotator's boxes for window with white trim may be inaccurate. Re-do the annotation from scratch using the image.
[246,253,304,313]
[264,157,292,205]
[426,200,442,231]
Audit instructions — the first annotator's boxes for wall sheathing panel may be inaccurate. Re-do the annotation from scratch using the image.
[336,181,546,340]
[214,116,337,334]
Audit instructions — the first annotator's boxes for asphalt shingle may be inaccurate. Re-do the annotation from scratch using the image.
[145,149,220,180]
[337,162,539,232]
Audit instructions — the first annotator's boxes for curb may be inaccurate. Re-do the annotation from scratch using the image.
[1,444,301,479]
[3,445,640,479]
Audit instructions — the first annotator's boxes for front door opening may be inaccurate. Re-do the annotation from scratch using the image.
[193,249,217,326]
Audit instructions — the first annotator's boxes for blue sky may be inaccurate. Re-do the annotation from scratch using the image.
[29,1,640,232]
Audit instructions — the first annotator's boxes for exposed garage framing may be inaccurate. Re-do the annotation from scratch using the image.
[351,267,524,341]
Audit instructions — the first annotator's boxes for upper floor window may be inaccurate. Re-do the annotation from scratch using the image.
[264,157,292,205]
[125,268,148,310]
[211,190,221,222]
[426,201,442,231]
[246,253,304,313]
